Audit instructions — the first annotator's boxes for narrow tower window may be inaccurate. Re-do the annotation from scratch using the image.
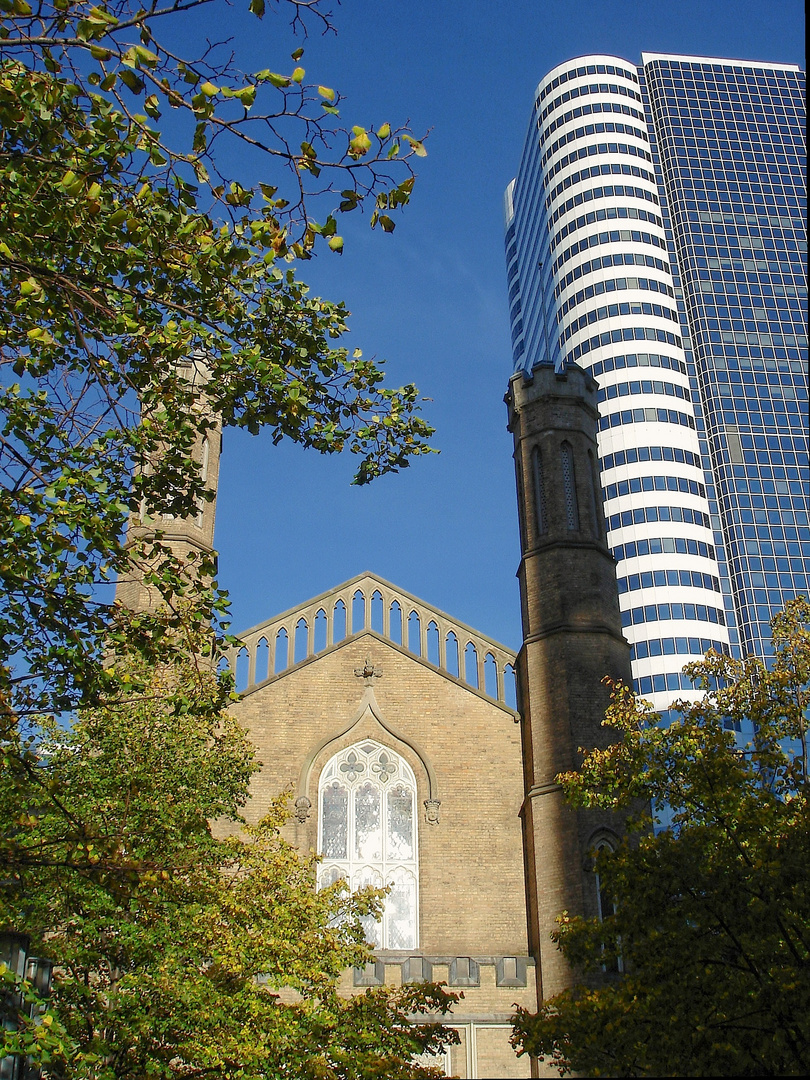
[594,839,623,973]
[588,449,602,539]
[560,441,579,531]
[532,445,548,536]
[196,436,210,526]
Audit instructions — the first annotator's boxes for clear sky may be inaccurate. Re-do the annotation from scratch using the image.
[209,0,806,650]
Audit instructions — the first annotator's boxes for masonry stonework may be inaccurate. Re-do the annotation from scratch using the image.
[115,355,221,612]
[506,362,633,1005]
[117,355,632,1077]
[230,581,537,1078]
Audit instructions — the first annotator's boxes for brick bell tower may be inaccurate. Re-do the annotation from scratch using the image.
[505,360,632,1003]
[115,354,221,613]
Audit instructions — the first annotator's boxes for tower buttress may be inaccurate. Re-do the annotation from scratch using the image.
[115,355,221,613]
[506,362,632,1002]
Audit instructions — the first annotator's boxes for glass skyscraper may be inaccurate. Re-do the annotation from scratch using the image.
[505,53,808,714]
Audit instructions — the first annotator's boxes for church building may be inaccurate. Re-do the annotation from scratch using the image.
[224,362,631,1077]
[230,571,536,1078]
[119,358,631,1078]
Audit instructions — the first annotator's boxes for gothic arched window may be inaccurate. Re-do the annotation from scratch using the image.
[318,740,418,950]
[532,445,548,536]
[560,440,579,531]
[594,838,623,973]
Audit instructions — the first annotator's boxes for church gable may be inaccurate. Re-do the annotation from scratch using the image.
[225,571,518,714]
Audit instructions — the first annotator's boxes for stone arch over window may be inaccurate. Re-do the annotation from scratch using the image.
[313,609,327,653]
[371,590,384,633]
[464,641,479,688]
[255,636,269,683]
[274,627,289,673]
[318,740,418,950]
[389,600,402,644]
[407,610,421,655]
[445,631,459,677]
[426,621,440,666]
[352,589,366,633]
[333,599,346,642]
[234,646,249,692]
[484,652,498,697]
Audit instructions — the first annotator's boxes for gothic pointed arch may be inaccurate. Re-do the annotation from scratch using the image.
[297,688,440,819]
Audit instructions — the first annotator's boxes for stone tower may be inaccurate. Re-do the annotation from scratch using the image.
[114,355,221,612]
[505,361,632,1002]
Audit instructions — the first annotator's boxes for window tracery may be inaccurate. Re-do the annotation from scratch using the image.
[318,740,418,950]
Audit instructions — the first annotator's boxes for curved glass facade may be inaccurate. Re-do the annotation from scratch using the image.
[506,53,808,713]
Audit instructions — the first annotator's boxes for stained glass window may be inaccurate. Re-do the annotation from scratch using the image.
[318,740,418,949]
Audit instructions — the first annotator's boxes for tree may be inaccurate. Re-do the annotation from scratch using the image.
[1,4,453,1073]
[1,631,458,1077]
[1,0,434,728]
[511,597,810,1077]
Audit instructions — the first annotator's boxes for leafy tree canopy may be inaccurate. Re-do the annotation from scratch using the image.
[0,0,434,724]
[512,597,810,1077]
[0,6,452,1072]
[1,632,458,1077]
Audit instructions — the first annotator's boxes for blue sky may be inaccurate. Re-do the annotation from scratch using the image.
[209,0,805,650]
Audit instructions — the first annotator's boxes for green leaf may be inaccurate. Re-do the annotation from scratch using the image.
[134,45,159,67]
[348,130,371,158]
[257,71,290,88]
[119,69,145,95]
[235,85,256,107]
[403,134,427,157]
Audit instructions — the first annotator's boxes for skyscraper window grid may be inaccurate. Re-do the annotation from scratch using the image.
[635,60,742,681]
[505,53,807,713]
[641,55,808,661]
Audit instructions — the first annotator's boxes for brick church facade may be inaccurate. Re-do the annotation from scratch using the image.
[120,360,631,1078]
[230,573,536,1077]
